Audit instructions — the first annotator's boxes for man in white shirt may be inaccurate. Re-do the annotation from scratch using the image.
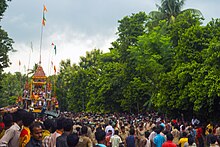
[0,109,25,147]
[105,121,114,136]
[110,130,122,147]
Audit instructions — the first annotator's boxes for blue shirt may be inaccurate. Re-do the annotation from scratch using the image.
[126,135,135,147]
[154,134,165,147]
[96,144,107,147]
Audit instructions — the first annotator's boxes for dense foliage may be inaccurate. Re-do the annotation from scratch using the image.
[1,0,220,121]
[0,0,14,74]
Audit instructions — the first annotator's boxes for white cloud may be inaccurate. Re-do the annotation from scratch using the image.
[4,25,116,76]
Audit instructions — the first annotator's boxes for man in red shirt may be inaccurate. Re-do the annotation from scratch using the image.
[162,133,176,147]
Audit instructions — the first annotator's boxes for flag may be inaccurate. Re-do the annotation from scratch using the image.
[54,65,56,73]
[52,43,57,55]
[54,45,57,55]
[43,5,47,12]
[19,60,21,66]
[42,13,46,26]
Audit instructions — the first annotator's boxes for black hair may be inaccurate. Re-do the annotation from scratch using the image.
[67,133,79,147]
[115,130,119,135]
[155,128,161,134]
[22,112,35,127]
[29,122,42,133]
[81,126,88,135]
[188,136,194,145]
[63,118,73,132]
[181,125,185,131]
[129,128,135,135]
[12,109,26,123]
[210,135,217,144]
[43,118,54,131]
[182,132,187,137]
[145,131,150,138]
[3,113,13,127]
[166,133,174,141]
[95,130,106,142]
[56,117,65,130]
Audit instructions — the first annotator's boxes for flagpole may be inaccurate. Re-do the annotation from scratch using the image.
[39,5,46,65]
[39,20,44,65]
[28,42,32,75]
[48,44,52,76]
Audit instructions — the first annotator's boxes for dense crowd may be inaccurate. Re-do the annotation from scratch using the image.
[0,109,219,147]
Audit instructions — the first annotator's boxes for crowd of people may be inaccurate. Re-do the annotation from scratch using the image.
[0,109,219,147]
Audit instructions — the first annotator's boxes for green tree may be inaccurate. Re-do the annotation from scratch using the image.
[0,0,14,74]
[149,0,202,26]
[0,72,25,107]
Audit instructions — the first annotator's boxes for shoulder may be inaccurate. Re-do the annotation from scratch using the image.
[20,129,29,137]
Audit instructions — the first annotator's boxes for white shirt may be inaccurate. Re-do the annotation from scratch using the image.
[110,135,122,147]
[0,123,21,147]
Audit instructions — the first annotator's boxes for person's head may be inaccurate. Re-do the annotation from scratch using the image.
[56,117,65,130]
[115,130,119,135]
[30,122,43,141]
[22,112,35,127]
[129,128,135,135]
[43,118,54,132]
[12,109,26,127]
[166,133,174,141]
[95,130,106,143]
[210,135,217,144]
[67,133,79,147]
[155,128,161,134]
[208,129,212,134]
[182,131,187,137]
[188,136,194,145]
[145,131,150,139]
[107,130,112,135]
[63,118,73,132]
[3,113,13,128]
[181,125,185,131]
[152,126,157,132]
[81,126,88,135]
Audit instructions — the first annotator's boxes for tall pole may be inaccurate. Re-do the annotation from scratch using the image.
[39,21,44,65]
[39,4,46,65]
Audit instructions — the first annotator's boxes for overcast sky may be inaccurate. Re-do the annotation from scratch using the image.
[1,0,220,75]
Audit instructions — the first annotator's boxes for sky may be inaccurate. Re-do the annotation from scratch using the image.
[1,0,220,75]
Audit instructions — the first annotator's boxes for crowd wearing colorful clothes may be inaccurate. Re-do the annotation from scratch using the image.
[0,110,219,147]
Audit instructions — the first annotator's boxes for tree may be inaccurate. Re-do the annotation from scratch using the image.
[153,14,220,120]
[0,0,14,74]
[115,12,148,62]
[149,0,202,25]
[0,72,25,107]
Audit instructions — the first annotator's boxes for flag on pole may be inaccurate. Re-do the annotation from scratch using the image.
[54,65,56,73]
[54,45,57,55]
[42,5,47,26]
[43,5,48,12]
[42,13,46,26]
[52,43,57,55]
